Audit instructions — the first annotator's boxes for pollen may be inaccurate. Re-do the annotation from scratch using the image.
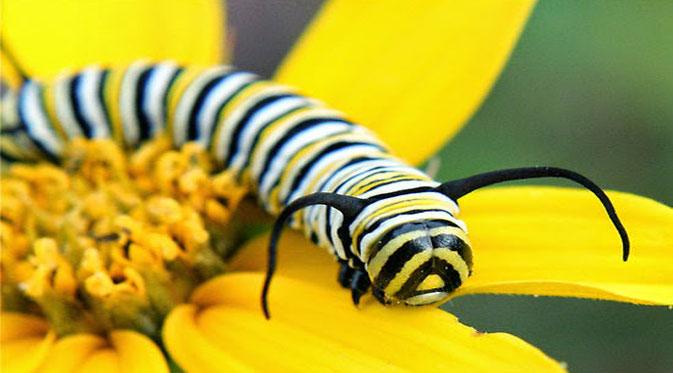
[0,138,248,338]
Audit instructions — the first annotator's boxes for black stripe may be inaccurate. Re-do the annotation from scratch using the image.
[283,142,383,205]
[287,155,378,229]
[314,156,381,193]
[350,170,404,191]
[1,125,22,135]
[359,213,457,261]
[433,258,463,291]
[16,84,58,162]
[69,74,93,138]
[394,258,463,299]
[372,234,433,289]
[0,146,20,163]
[352,174,423,195]
[223,93,296,167]
[431,233,472,268]
[162,67,185,131]
[235,104,307,179]
[97,69,112,137]
[205,79,258,150]
[393,260,433,299]
[365,186,438,202]
[256,117,352,185]
[185,72,231,141]
[134,67,154,142]
[331,164,391,195]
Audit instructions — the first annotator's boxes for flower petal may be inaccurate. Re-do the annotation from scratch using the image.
[109,331,169,373]
[34,331,168,373]
[452,187,673,305]
[0,312,55,372]
[38,334,107,372]
[164,273,564,371]
[228,230,338,290]
[2,0,225,79]
[275,0,535,164]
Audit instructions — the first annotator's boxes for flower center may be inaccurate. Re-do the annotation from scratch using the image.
[0,138,248,338]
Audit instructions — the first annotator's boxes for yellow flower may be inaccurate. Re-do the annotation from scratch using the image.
[1,1,672,372]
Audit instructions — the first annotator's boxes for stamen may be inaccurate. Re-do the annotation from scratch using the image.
[1,138,247,337]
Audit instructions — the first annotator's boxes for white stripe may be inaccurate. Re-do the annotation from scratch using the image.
[357,180,439,199]
[120,62,149,146]
[259,122,352,199]
[247,107,338,181]
[196,71,257,148]
[21,82,63,155]
[54,74,82,139]
[321,158,399,195]
[78,67,110,138]
[358,211,466,263]
[301,158,397,239]
[144,62,180,137]
[281,144,382,205]
[212,85,295,163]
[350,192,463,234]
[229,95,311,173]
[173,66,231,146]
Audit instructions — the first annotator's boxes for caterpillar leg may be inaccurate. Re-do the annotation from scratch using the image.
[337,259,371,305]
[337,260,355,288]
[349,269,371,306]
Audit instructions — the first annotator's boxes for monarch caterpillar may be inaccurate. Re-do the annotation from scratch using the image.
[0,55,630,319]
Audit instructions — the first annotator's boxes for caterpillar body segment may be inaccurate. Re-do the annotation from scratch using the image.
[0,59,630,319]
[1,61,474,311]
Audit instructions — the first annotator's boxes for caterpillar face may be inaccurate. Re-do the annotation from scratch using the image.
[366,219,473,306]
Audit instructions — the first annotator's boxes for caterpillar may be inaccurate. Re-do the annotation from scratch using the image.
[0,55,630,318]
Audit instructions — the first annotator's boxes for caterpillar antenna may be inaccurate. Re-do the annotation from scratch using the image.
[262,192,366,319]
[436,166,630,261]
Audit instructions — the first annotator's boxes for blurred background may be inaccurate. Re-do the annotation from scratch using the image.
[228,1,672,372]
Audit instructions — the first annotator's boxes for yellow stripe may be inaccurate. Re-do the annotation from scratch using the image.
[384,250,433,295]
[0,136,40,160]
[351,198,445,249]
[301,150,395,199]
[166,67,207,137]
[41,83,67,141]
[0,50,23,90]
[428,226,471,247]
[432,248,470,283]
[208,80,273,155]
[366,229,428,279]
[349,173,424,196]
[267,131,376,214]
[104,65,127,145]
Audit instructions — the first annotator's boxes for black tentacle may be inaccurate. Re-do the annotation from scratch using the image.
[262,192,366,319]
[436,166,630,261]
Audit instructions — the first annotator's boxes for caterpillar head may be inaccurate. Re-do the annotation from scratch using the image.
[366,220,473,306]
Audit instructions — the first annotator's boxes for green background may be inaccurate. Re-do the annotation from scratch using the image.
[229,1,672,372]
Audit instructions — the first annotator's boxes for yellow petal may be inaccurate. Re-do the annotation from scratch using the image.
[276,0,535,164]
[452,187,673,305]
[229,230,338,290]
[109,330,169,373]
[2,0,225,79]
[35,331,167,373]
[76,350,120,373]
[0,312,55,373]
[38,334,106,372]
[164,273,564,372]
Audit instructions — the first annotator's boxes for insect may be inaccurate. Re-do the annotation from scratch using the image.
[0,55,629,319]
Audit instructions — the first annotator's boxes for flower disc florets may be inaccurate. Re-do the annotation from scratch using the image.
[0,138,247,338]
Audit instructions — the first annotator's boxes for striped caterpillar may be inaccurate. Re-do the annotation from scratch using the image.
[0,58,629,318]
